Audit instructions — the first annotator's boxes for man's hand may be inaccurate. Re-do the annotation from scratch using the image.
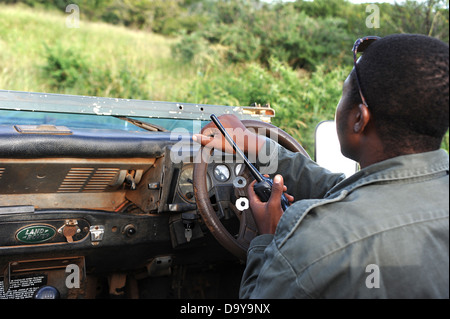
[192,114,266,157]
[247,174,294,234]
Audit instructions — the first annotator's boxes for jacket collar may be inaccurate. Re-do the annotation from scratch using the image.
[325,149,449,198]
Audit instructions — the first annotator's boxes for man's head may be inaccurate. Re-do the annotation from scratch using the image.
[336,34,449,165]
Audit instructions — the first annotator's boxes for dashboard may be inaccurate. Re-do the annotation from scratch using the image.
[176,162,245,205]
[0,125,249,298]
[0,91,282,298]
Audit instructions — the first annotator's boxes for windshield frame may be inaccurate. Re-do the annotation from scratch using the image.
[0,90,274,122]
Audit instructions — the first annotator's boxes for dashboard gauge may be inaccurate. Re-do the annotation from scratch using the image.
[214,164,230,182]
[178,164,211,203]
[235,163,244,176]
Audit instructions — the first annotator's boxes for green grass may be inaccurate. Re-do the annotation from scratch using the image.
[0,4,195,101]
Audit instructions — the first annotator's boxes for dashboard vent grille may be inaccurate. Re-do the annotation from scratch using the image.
[58,167,120,193]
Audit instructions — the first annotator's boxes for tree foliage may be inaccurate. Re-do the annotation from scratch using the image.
[3,0,448,40]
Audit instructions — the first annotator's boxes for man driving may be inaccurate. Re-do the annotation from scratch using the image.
[194,34,449,298]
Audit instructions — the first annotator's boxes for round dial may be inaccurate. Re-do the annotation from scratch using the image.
[235,163,244,176]
[214,164,230,182]
[178,164,211,203]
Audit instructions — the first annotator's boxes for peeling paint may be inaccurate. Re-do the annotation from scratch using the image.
[0,90,274,122]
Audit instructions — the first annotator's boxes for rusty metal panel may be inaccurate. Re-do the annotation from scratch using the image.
[0,157,157,210]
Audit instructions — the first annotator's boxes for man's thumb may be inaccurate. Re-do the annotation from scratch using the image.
[269,175,284,204]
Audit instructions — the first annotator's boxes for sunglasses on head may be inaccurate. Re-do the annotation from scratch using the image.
[352,36,381,108]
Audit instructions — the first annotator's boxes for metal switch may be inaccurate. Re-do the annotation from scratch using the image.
[90,225,105,242]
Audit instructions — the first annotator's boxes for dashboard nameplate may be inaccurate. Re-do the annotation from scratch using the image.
[15,225,56,244]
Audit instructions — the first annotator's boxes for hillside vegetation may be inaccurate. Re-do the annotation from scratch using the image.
[0,4,194,100]
[0,0,448,154]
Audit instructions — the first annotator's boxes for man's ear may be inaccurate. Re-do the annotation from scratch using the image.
[353,103,371,133]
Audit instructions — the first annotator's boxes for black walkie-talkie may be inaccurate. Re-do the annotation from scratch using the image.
[210,114,289,211]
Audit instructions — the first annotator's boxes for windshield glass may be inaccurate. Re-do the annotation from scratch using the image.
[0,109,207,133]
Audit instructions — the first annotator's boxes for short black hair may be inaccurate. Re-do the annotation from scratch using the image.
[349,34,449,154]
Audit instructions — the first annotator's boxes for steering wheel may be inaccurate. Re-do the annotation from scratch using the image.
[193,120,309,261]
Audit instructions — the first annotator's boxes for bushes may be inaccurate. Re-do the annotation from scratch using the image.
[42,44,89,90]
[10,0,208,36]
[182,58,349,154]
[8,0,450,42]
[173,1,351,71]
[42,44,149,99]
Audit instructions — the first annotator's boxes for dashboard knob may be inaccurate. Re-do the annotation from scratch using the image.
[123,224,137,237]
[33,285,60,299]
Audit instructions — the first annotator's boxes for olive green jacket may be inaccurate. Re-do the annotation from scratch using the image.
[240,140,449,298]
